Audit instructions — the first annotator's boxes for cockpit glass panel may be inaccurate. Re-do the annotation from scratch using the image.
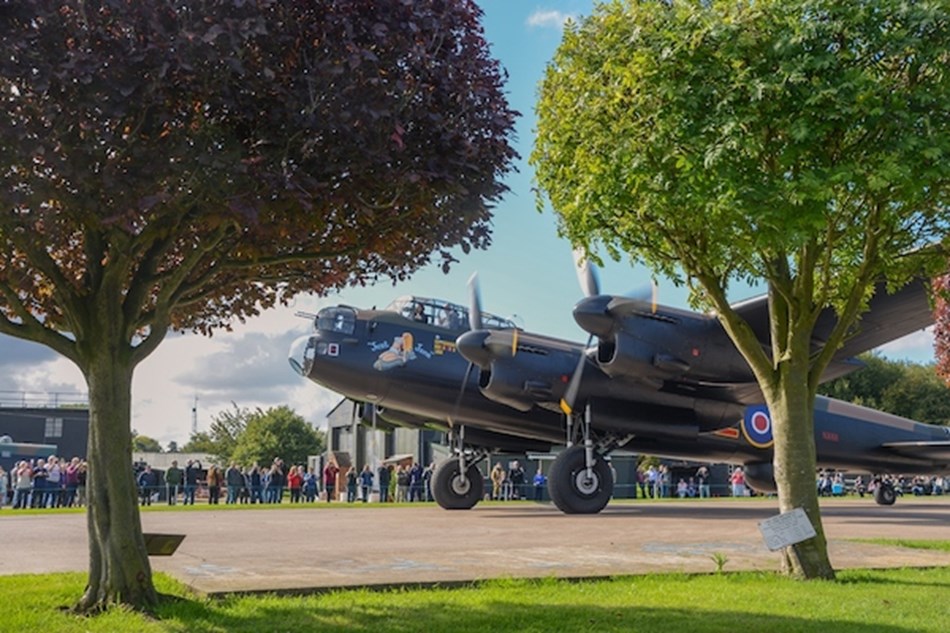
[315,307,356,335]
[383,295,518,331]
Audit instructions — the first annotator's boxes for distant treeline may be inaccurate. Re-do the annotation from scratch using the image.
[818,354,950,427]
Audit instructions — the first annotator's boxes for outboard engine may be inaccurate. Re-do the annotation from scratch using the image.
[742,462,777,494]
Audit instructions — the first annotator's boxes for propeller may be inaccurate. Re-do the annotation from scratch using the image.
[467,272,483,331]
[559,334,592,417]
[573,248,601,297]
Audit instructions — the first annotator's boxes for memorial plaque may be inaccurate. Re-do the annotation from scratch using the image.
[143,533,186,556]
[758,507,817,551]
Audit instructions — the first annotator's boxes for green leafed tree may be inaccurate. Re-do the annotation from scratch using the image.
[819,354,950,426]
[0,0,515,612]
[230,405,325,469]
[188,403,251,464]
[131,432,162,453]
[533,0,950,579]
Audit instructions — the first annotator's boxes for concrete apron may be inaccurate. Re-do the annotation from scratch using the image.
[1,498,948,596]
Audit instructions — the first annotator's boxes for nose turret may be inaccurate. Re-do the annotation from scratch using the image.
[288,335,317,377]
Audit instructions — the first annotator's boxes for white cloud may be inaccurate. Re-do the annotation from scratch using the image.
[526,9,574,30]
[877,326,936,363]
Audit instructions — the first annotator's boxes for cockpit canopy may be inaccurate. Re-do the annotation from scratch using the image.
[384,296,518,332]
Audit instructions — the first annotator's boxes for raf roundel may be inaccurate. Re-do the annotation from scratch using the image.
[741,406,774,449]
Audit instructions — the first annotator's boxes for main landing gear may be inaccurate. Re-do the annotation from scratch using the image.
[431,425,487,510]
[547,404,621,514]
[548,445,612,514]
[872,478,897,506]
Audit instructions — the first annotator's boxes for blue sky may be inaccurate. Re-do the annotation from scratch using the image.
[0,1,936,446]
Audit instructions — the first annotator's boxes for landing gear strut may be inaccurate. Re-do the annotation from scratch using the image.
[431,425,486,510]
[549,405,613,514]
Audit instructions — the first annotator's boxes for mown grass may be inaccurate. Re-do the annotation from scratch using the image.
[3,567,949,633]
[850,538,950,552]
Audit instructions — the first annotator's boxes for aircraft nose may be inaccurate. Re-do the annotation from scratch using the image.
[288,335,317,377]
[455,330,493,368]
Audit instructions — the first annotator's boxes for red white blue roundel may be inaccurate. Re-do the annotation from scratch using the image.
[741,405,774,449]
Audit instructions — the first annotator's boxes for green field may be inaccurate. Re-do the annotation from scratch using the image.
[3,566,949,633]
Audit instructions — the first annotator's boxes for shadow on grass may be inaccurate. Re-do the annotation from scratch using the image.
[153,596,925,633]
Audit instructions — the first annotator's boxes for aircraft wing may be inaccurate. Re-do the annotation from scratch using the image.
[731,277,932,360]
[880,440,950,463]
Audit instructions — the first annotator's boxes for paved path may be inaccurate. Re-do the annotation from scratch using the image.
[1,497,948,595]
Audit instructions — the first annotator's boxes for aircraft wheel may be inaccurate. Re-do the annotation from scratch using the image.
[432,458,484,510]
[548,445,613,514]
[874,481,897,506]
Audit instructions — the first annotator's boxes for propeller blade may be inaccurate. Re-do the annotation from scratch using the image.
[573,248,601,297]
[559,335,593,416]
[449,361,475,427]
[467,272,483,331]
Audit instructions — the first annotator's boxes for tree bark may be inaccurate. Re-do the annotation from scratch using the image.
[74,353,158,612]
[767,352,836,580]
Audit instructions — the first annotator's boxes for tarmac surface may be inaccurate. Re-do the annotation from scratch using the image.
[1,497,948,596]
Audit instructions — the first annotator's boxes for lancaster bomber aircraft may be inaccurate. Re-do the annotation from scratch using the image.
[289,263,950,514]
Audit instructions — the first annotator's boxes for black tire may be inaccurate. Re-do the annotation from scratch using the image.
[548,445,613,514]
[874,481,897,506]
[432,458,484,510]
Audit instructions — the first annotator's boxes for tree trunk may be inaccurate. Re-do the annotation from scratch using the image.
[74,353,158,612]
[768,357,836,580]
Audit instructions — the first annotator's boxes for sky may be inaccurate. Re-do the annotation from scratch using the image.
[0,1,937,448]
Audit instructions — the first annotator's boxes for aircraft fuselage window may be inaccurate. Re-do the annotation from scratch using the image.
[316,307,356,335]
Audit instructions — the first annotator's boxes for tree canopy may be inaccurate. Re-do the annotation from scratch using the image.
[230,405,325,468]
[533,0,950,579]
[819,354,950,426]
[0,0,516,612]
[0,0,517,351]
[131,432,162,453]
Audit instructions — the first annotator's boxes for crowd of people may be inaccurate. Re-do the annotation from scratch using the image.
[4,455,947,509]
[0,457,88,509]
[132,458,446,506]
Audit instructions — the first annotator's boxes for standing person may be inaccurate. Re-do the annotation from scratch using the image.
[76,461,87,507]
[359,465,374,503]
[271,459,286,504]
[137,465,156,506]
[645,465,658,499]
[287,465,303,503]
[31,459,48,508]
[636,468,646,499]
[45,456,63,508]
[730,466,746,497]
[323,461,339,503]
[248,464,263,504]
[225,462,243,504]
[532,468,547,501]
[183,460,199,505]
[423,463,434,501]
[377,463,391,503]
[302,467,318,502]
[490,463,505,501]
[0,466,8,509]
[695,465,711,499]
[507,461,525,500]
[206,464,222,504]
[14,461,32,509]
[408,462,424,502]
[165,460,183,506]
[63,458,81,507]
[345,466,358,503]
[396,465,410,502]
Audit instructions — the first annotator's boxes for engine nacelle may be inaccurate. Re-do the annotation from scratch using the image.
[597,331,689,384]
[477,363,541,412]
[743,462,777,494]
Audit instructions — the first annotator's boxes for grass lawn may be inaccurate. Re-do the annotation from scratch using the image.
[2,567,949,633]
